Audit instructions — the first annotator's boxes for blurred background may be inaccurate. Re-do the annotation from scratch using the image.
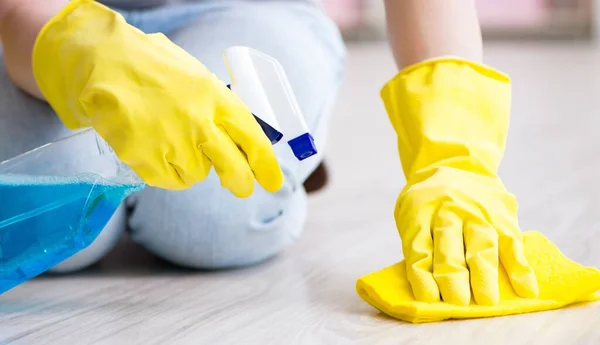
[321,0,596,40]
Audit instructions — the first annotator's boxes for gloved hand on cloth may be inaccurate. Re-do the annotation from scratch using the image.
[356,57,600,323]
[32,0,283,196]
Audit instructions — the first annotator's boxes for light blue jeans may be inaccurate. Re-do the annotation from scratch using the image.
[0,0,345,272]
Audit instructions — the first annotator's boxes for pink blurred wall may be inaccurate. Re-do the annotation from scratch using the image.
[475,0,548,27]
[321,0,551,30]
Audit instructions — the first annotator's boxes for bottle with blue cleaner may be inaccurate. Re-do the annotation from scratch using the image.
[0,46,316,295]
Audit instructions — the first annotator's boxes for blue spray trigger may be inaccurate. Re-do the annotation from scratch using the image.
[254,116,284,145]
[226,84,283,145]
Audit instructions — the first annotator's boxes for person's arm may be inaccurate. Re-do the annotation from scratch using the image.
[384,0,483,69]
[0,0,68,99]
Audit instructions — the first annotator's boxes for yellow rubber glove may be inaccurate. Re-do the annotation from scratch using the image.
[32,0,283,196]
[381,57,539,306]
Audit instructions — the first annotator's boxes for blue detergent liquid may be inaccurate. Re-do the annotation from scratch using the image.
[0,174,144,294]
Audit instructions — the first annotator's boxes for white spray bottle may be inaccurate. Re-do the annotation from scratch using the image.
[223,46,319,181]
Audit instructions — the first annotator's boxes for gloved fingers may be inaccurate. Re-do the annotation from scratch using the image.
[167,151,212,189]
[129,160,188,190]
[398,201,441,303]
[201,126,255,198]
[497,219,539,299]
[464,217,500,305]
[432,205,470,305]
[219,96,284,194]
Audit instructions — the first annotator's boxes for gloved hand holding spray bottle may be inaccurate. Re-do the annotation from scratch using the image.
[0,0,316,295]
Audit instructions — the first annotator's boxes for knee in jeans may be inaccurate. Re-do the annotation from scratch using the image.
[170,2,346,104]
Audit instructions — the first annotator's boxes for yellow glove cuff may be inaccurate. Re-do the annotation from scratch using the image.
[380,57,512,180]
[32,0,129,129]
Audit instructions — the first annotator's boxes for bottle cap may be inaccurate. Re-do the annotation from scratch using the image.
[288,133,317,161]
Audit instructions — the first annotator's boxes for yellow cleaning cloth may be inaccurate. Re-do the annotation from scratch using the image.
[356,231,600,323]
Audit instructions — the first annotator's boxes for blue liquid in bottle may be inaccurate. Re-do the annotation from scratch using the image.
[0,174,144,294]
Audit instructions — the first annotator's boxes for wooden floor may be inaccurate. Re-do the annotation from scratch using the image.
[2,42,600,344]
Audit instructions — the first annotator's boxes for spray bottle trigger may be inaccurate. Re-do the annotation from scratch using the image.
[226,84,283,145]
